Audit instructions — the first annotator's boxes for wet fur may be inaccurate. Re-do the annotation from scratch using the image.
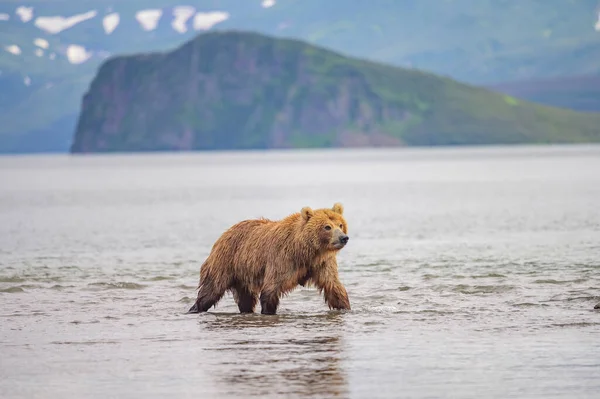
[188,203,351,315]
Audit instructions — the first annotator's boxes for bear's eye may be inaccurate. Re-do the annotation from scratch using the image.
[324,225,332,231]
[339,224,343,229]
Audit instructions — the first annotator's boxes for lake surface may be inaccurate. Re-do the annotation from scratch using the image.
[1,145,599,399]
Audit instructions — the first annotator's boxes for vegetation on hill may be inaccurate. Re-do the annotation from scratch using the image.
[488,75,600,112]
[71,31,600,153]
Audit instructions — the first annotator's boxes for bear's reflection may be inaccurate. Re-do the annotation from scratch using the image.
[197,311,348,398]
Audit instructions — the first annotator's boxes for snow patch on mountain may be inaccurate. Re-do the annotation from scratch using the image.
[34,11,98,34]
[6,5,233,37]
[103,13,120,34]
[172,6,195,33]
[136,9,163,31]
[193,11,229,31]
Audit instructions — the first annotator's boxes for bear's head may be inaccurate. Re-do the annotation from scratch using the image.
[301,202,349,252]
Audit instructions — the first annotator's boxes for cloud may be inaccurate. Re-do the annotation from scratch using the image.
[136,9,163,31]
[172,6,196,33]
[35,48,44,57]
[0,13,10,21]
[193,11,230,30]
[34,10,97,34]
[103,13,120,34]
[262,0,276,8]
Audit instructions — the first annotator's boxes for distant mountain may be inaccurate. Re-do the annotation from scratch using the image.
[488,75,600,112]
[1,0,600,153]
[71,31,600,153]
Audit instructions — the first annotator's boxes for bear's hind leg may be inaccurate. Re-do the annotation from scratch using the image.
[188,281,228,314]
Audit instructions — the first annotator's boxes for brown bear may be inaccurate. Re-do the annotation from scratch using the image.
[188,202,351,315]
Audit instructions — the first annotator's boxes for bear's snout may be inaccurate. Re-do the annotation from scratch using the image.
[331,229,349,249]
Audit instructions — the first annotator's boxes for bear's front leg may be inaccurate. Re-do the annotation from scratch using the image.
[313,260,351,311]
[322,281,351,311]
[259,290,280,315]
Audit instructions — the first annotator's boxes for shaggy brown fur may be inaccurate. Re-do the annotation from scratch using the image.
[188,203,351,315]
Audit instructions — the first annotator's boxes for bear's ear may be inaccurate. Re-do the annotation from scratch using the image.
[301,207,314,221]
[332,202,344,215]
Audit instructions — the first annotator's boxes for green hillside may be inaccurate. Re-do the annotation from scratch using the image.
[489,75,600,112]
[71,31,600,153]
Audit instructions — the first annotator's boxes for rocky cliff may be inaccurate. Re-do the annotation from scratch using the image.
[71,31,600,153]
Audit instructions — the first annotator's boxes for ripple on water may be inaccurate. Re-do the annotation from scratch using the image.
[0,276,27,283]
[178,296,194,303]
[69,320,100,325]
[413,309,456,315]
[176,284,198,290]
[0,287,25,293]
[534,278,589,285]
[433,284,517,294]
[511,302,550,308]
[461,284,517,294]
[51,340,120,346]
[145,276,176,281]
[85,282,147,290]
[49,284,75,290]
[359,304,400,313]
[545,292,599,303]
[471,273,507,279]
[1,311,48,317]
[57,266,82,270]
[0,284,44,293]
[548,322,600,329]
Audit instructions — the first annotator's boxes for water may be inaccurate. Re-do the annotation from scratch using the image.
[1,145,599,399]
